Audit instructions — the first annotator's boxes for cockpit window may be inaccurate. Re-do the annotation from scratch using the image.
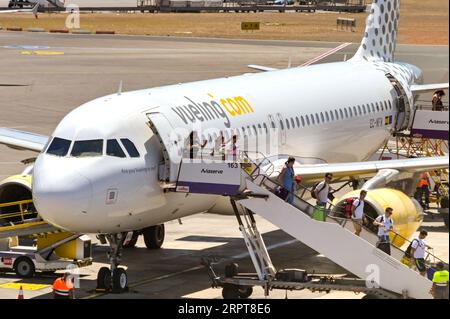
[120,139,140,158]
[107,139,126,158]
[46,137,71,157]
[71,140,103,157]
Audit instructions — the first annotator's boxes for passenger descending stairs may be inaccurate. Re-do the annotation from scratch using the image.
[238,175,433,299]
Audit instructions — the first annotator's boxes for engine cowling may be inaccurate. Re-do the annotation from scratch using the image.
[332,188,424,247]
[0,175,36,223]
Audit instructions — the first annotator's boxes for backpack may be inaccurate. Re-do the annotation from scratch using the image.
[404,239,419,258]
[343,198,361,219]
[311,182,326,199]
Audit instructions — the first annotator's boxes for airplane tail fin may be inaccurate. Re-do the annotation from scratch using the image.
[352,0,400,63]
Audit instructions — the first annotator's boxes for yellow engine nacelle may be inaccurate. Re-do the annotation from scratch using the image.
[0,174,36,223]
[332,188,424,247]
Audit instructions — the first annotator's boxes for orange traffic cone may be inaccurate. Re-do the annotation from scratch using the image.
[18,286,24,299]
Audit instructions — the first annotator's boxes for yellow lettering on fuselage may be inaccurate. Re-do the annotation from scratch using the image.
[220,96,254,117]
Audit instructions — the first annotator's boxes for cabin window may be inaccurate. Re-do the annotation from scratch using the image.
[305,115,311,126]
[301,116,306,126]
[71,139,103,157]
[279,119,285,130]
[120,139,140,158]
[107,139,126,158]
[46,137,71,157]
[344,108,348,118]
[330,111,334,121]
[320,112,325,122]
[285,119,290,130]
[291,117,295,128]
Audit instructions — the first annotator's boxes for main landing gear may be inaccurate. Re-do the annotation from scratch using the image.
[96,224,165,293]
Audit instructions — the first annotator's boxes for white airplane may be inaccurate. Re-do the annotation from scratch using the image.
[0,0,448,292]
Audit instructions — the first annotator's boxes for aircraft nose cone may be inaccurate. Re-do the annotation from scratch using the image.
[32,156,93,230]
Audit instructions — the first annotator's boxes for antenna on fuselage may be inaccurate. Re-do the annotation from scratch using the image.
[117,80,123,95]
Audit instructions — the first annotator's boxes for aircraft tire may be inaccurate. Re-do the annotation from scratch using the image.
[112,268,128,293]
[143,224,165,249]
[97,267,111,290]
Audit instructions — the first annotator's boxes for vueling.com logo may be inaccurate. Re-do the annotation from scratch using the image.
[171,93,255,128]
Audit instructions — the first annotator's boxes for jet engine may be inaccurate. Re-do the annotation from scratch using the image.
[0,174,36,223]
[332,188,424,247]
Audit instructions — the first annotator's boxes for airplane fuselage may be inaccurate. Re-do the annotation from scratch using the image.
[32,59,420,233]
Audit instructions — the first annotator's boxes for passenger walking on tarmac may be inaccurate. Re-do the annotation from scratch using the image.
[410,230,432,277]
[432,90,445,111]
[52,272,74,299]
[373,207,394,255]
[185,131,207,159]
[430,261,449,299]
[314,173,332,207]
[351,190,367,236]
[278,157,296,204]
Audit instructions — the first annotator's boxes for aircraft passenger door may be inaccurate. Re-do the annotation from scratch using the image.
[276,113,287,145]
[146,112,181,183]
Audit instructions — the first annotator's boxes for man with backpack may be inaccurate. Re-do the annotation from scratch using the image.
[373,207,394,255]
[410,230,432,277]
[351,190,367,236]
[313,173,332,207]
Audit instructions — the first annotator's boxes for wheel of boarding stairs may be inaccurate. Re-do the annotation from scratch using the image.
[14,257,35,278]
[122,231,139,248]
[238,286,253,299]
[222,284,240,299]
[142,224,165,249]
[112,268,128,293]
[97,267,111,291]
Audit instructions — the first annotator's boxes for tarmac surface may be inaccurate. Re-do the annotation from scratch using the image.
[0,31,448,299]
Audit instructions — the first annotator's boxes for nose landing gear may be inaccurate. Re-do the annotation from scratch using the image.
[96,233,128,293]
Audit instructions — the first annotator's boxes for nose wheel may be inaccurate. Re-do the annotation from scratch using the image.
[96,233,129,293]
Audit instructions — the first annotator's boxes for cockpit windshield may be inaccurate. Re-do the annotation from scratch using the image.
[46,137,71,157]
[71,140,103,158]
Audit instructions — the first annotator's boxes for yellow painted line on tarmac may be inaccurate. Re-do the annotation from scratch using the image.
[0,283,50,291]
[21,50,65,56]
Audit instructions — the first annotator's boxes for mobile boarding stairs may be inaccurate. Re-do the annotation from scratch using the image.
[171,153,444,299]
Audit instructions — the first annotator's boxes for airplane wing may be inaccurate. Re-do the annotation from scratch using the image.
[265,156,449,185]
[0,128,49,152]
[411,83,449,94]
[247,42,351,72]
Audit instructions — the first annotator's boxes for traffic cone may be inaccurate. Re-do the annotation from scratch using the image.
[17,286,24,299]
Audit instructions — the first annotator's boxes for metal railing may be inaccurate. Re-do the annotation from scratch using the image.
[0,199,39,225]
[240,153,447,266]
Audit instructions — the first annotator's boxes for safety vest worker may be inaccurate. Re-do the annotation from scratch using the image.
[52,272,74,299]
[417,173,430,188]
[430,262,449,299]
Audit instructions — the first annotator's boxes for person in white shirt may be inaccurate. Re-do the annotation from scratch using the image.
[314,173,332,206]
[411,230,432,277]
[351,190,367,236]
[373,207,394,255]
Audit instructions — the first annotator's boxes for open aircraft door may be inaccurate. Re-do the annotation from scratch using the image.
[386,73,412,132]
[146,112,183,183]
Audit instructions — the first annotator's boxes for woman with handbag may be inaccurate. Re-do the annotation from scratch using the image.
[278,157,296,204]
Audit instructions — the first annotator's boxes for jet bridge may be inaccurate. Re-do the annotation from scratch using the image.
[175,156,442,299]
